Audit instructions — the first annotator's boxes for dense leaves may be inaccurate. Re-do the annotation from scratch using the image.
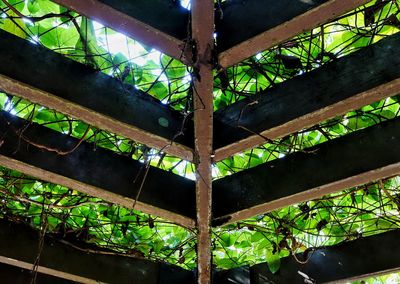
[0,92,197,179]
[0,0,192,111]
[213,177,400,271]
[214,0,400,178]
[214,0,400,108]
[214,95,400,178]
[0,167,197,269]
[0,0,399,277]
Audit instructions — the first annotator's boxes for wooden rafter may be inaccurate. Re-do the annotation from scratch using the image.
[52,0,192,64]
[0,30,194,161]
[217,0,370,68]
[215,229,400,283]
[0,111,196,228]
[0,219,196,283]
[214,32,400,161]
[213,117,400,225]
[0,0,399,280]
[191,0,215,283]
[0,263,73,284]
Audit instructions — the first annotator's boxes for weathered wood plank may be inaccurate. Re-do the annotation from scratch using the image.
[0,30,194,161]
[214,33,400,161]
[0,262,75,284]
[215,230,400,283]
[0,111,196,228]
[0,219,195,284]
[191,0,215,282]
[213,117,400,225]
[217,0,369,67]
[52,0,191,63]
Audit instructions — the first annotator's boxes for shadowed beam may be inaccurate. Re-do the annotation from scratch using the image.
[0,111,196,228]
[0,219,196,284]
[217,0,370,68]
[191,0,215,283]
[215,230,400,283]
[0,30,194,161]
[214,32,400,162]
[52,0,191,64]
[212,117,400,226]
[0,263,74,284]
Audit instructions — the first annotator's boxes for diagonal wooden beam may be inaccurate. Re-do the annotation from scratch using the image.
[215,229,400,283]
[191,0,215,283]
[212,117,400,226]
[0,111,196,228]
[0,263,74,284]
[214,32,400,162]
[217,0,370,68]
[0,219,196,283]
[0,30,194,161]
[52,0,192,64]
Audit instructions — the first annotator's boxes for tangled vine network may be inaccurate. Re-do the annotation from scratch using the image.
[0,0,400,282]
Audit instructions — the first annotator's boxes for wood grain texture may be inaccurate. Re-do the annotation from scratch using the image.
[0,219,195,284]
[214,33,400,161]
[0,30,194,161]
[217,0,369,67]
[53,0,191,63]
[0,111,196,227]
[213,117,400,224]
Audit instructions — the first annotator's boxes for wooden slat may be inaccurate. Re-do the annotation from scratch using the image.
[215,230,400,283]
[0,263,74,284]
[214,32,400,161]
[0,30,194,161]
[212,117,400,226]
[217,0,369,68]
[191,0,215,283]
[0,111,196,228]
[52,0,191,64]
[0,219,195,284]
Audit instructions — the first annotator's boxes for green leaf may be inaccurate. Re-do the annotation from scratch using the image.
[266,251,281,274]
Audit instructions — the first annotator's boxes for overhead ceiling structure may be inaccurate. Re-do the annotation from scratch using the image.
[0,0,400,283]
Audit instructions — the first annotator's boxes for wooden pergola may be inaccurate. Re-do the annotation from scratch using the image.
[0,0,400,283]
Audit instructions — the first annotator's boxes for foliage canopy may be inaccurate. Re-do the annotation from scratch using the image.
[0,0,400,281]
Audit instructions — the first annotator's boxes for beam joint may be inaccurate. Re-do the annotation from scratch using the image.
[191,0,215,283]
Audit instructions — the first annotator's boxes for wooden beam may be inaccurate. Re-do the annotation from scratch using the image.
[0,30,194,161]
[0,263,74,284]
[191,0,215,283]
[0,111,196,228]
[214,32,400,161]
[212,117,400,226]
[217,0,369,68]
[52,0,191,64]
[215,229,400,283]
[0,219,196,284]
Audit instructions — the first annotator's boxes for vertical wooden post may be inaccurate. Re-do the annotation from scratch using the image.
[191,0,215,283]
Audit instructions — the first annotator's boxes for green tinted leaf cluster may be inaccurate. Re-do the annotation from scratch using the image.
[0,167,197,269]
[212,177,400,271]
[0,92,195,179]
[213,0,400,109]
[214,96,400,178]
[0,0,191,110]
